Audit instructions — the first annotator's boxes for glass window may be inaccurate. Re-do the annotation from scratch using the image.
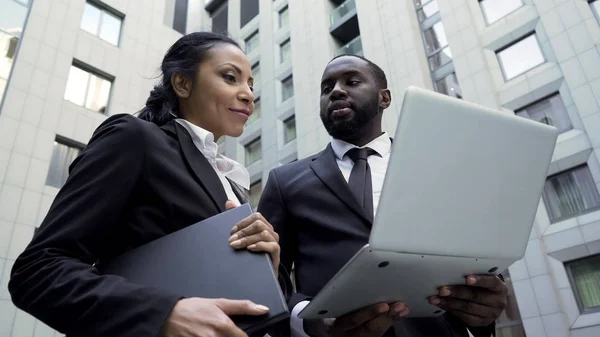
[566,254,600,312]
[417,0,439,22]
[245,31,259,54]
[282,76,294,102]
[516,94,572,134]
[240,0,259,27]
[64,64,112,113]
[284,116,296,143]
[211,2,228,34]
[428,46,453,71]
[245,137,261,166]
[435,72,462,99]
[543,165,600,222]
[592,1,600,24]
[252,63,260,90]
[497,34,545,81]
[279,6,289,28]
[80,2,123,46]
[247,98,260,125]
[46,138,83,188]
[495,270,526,337]
[480,0,524,25]
[0,0,29,100]
[423,21,448,55]
[280,39,291,63]
[249,180,263,209]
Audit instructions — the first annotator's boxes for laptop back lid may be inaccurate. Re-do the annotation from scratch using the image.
[370,86,558,260]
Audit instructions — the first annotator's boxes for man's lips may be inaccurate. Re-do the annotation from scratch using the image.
[331,108,352,118]
[329,101,353,118]
[229,108,251,116]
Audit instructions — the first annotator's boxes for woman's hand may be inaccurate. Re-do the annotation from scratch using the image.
[226,201,280,276]
[159,297,269,337]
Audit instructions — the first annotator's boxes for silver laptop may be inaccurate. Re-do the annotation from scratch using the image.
[299,86,558,319]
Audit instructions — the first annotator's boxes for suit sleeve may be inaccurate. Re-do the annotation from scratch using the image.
[259,169,314,337]
[8,115,181,337]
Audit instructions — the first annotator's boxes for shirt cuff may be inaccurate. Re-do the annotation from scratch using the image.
[291,301,311,337]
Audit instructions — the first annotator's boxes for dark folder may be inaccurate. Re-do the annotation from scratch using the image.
[98,204,289,334]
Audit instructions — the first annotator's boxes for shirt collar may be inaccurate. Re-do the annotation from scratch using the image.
[175,119,250,189]
[331,132,391,161]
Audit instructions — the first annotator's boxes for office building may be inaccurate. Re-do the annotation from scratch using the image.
[1,0,600,336]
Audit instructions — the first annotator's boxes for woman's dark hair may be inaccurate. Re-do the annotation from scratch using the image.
[138,32,241,126]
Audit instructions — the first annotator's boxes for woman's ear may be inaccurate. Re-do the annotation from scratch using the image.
[171,72,192,99]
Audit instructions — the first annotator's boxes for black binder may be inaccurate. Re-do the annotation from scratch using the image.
[98,204,289,334]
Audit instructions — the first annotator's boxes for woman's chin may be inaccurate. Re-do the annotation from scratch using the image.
[226,126,244,138]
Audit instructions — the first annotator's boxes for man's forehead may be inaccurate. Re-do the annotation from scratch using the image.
[321,56,369,79]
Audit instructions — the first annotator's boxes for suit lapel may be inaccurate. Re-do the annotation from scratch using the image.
[309,144,372,225]
[161,121,227,213]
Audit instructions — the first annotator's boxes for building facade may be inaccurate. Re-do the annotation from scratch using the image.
[1,0,600,336]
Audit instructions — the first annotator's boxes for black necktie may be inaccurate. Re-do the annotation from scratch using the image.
[347,147,377,222]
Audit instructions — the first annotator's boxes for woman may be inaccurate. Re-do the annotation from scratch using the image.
[9,32,282,337]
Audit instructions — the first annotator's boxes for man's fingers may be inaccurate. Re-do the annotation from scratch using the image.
[333,303,389,333]
[351,314,394,337]
[465,275,507,294]
[433,297,498,319]
[438,286,505,308]
[230,230,277,248]
[213,298,270,316]
[225,200,239,210]
[442,308,494,327]
[230,212,273,235]
[230,220,277,242]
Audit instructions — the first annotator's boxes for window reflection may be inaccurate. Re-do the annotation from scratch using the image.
[423,21,448,55]
[281,39,291,63]
[46,139,83,189]
[428,46,453,71]
[480,0,524,25]
[417,0,439,22]
[245,31,259,54]
[279,6,289,28]
[252,63,260,90]
[0,0,29,101]
[282,76,294,102]
[497,34,545,80]
[516,94,572,134]
[435,72,462,99]
[80,2,122,46]
[64,64,112,113]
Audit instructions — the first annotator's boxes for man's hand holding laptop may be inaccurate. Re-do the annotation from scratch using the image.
[429,274,508,328]
[305,301,409,337]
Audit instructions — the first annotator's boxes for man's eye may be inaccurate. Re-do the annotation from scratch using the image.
[322,87,332,94]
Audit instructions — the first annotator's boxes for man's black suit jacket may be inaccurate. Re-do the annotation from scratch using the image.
[8,114,264,337]
[259,144,495,337]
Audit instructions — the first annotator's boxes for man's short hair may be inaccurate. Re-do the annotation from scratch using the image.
[328,54,388,89]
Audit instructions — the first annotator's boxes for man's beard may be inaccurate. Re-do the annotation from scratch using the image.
[321,97,380,141]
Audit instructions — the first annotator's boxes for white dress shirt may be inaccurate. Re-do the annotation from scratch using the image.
[291,133,391,337]
[175,119,250,205]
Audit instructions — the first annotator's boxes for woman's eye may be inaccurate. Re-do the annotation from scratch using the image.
[223,74,236,82]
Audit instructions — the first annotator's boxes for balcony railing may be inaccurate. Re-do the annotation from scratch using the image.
[335,36,363,56]
[330,0,356,26]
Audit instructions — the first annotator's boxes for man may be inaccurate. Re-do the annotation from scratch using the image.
[258,55,508,337]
